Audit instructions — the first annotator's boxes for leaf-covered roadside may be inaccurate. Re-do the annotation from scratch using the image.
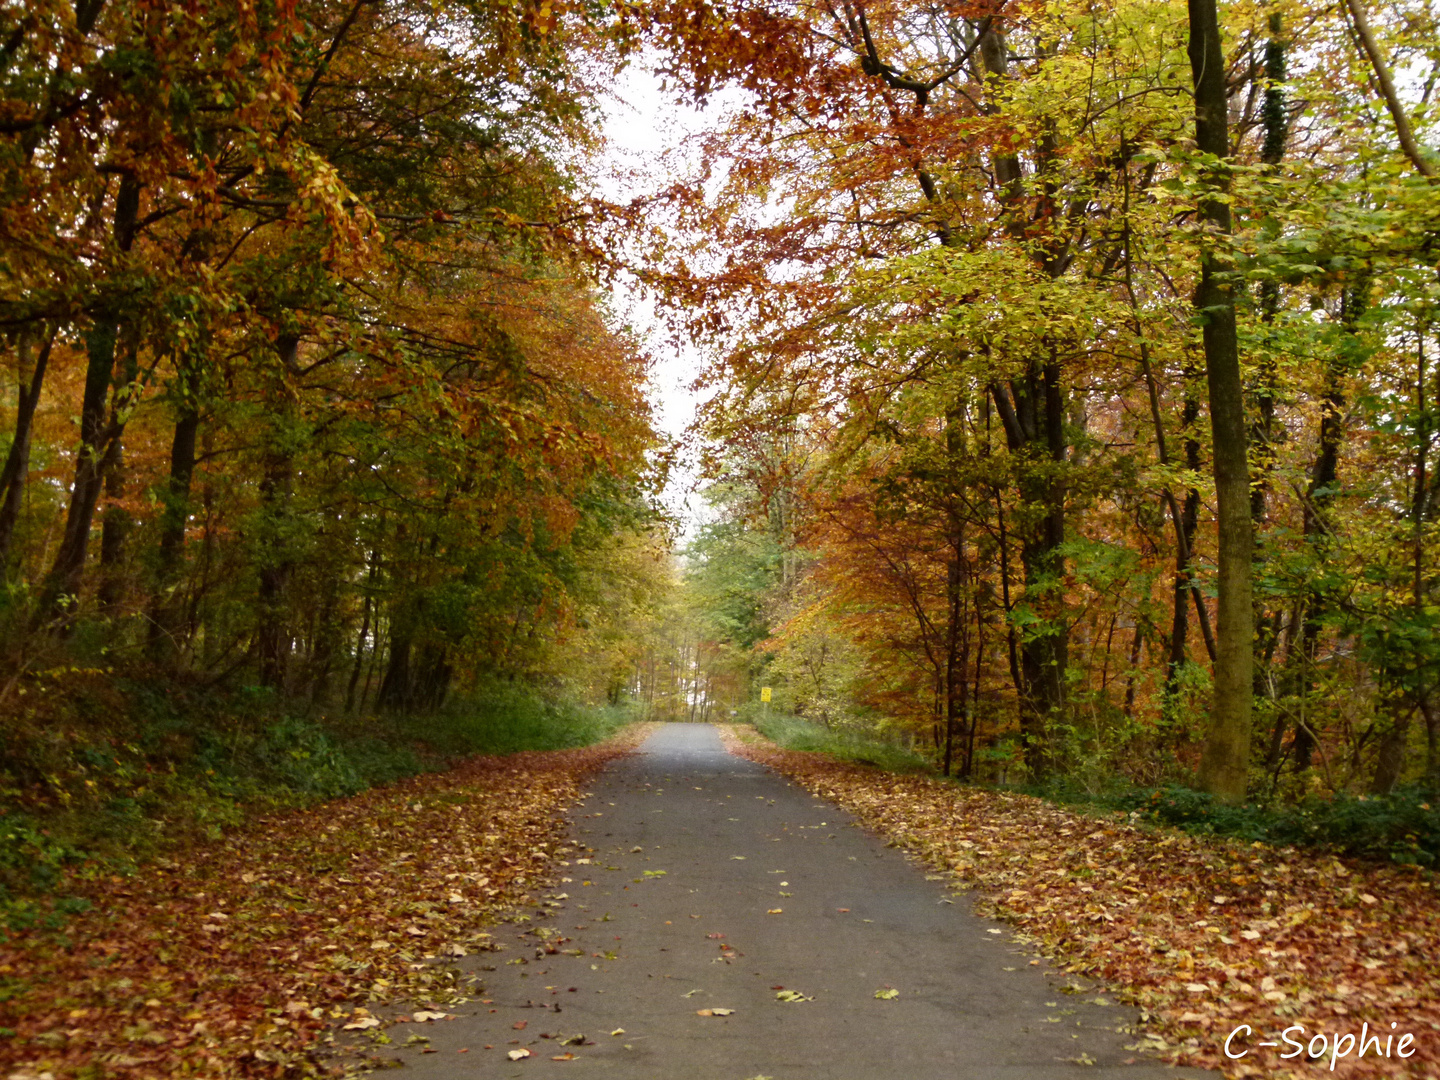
[0,727,653,1080]
[720,727,1440,1078]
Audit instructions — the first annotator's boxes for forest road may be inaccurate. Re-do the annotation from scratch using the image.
[383,724,1215,1079]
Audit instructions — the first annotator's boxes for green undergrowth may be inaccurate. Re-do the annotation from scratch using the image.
[983,775,1440,870]
[0,672,635,928]
[747,709,934,773]
[1102,784,1440,868]
[741,712,1438,869]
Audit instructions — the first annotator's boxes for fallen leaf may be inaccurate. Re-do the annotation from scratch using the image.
[609,1028,625,1036]
[551,1053,576,1060]
[696,1008,734,1016]
[508,1048,531,1060]
[513,1021,528,1030]
[775,990,812,1003]
[342,1017,381,1031]
[874,989,899,1000]
[766,908,783,914]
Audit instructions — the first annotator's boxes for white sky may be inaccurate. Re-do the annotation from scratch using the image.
[595,59,734,535]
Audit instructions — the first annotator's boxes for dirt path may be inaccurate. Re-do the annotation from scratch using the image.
[381,724,1211,1078]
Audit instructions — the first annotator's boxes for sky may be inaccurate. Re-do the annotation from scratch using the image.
[594,59,731,535]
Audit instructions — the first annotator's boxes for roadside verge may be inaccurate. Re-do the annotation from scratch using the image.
[0,725,654,1080]
[720,724,1440,1079]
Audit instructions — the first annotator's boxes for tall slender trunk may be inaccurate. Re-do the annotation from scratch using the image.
[308,579,341,706]
[148,399,200,661]
[1371,705,1410,795]
[975,24,1068,778]
[97,444,128,610]
[0,327,57,571]
[1122,621,1144,719]
[943,405,968,778]
[943,530,965,778]
[1251,13,1288,530]
[990,359,1067,781]
[377,622,412,710]
[97,324,140,611]
[257,335,299,689]
[345,550,379,713]
[1169,370,1211,686]
[1422,698,1438,794]
[994,485,1022,696]
[1124,204,1216,698]
[39,175,141,621]
[1417,332,1436,793]
[964,595,985,778]
[1189,0,1254,804]
[360,620,387,713]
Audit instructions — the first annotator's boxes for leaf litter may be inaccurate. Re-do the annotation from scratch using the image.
[0,727,653,1079]
[720,725,1440,1078]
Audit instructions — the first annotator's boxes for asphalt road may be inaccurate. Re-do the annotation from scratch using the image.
[378,723,1213,1079]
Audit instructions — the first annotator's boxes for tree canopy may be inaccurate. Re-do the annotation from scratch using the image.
[3,0,1439,807]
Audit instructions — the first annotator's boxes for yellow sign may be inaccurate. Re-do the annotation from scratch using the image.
[760,687,772,703]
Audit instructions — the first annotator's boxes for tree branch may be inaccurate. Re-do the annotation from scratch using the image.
[1343,0,1436,178]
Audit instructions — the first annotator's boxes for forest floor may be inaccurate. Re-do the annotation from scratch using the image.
[720,725,1440,1078]
[0,724,657,1080]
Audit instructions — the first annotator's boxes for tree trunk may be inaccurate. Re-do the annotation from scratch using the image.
[1251,13,1288,529]
[1189,0,1254,804]
[377,623,413,710]
[345,550,379,713]
[991,359,1068,781]
[256,334,299,690]
[0,327,56,572]
[96,324,139,611]
[97,443,129,610]
[309,580,341,705]
[1422,698,1438,794]
[148,402,200,662]
[1371,706,1410,794]
[943,533,964,779]
[1166,366,1211,699]
[39,174,141,622]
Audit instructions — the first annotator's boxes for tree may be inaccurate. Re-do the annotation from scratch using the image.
[1186,0,1252,802]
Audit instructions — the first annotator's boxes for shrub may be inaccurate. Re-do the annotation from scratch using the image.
[1113,785,1439,867]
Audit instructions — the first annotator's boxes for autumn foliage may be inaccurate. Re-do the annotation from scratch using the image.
[638,0,1440,802]
[1,0,666,765]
